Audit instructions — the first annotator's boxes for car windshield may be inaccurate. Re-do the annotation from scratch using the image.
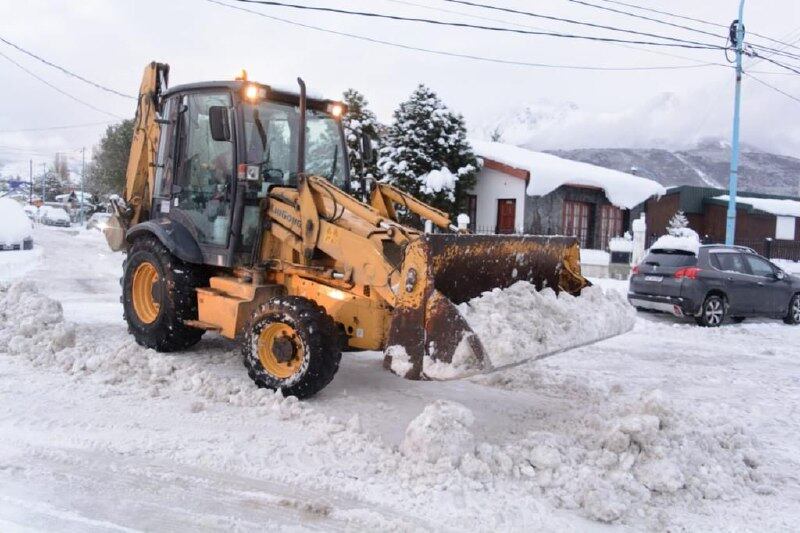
[243,101,346,190]
[643,250,697,267]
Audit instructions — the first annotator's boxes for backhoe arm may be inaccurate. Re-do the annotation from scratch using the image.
[124,62,169,227]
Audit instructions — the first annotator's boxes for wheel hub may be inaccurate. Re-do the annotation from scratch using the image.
[257,323,305,379]
[131,261,161,324]
[272,334,296,363]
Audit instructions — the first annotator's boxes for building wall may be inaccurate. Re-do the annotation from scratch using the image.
[645,192,681,238]
[703,203,776,242]
[470,167,526,232]
[524,185,619,249]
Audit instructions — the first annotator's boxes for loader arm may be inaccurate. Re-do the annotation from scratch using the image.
[369,182,456,231]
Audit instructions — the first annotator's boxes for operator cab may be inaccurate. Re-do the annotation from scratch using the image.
[150,78,349,268]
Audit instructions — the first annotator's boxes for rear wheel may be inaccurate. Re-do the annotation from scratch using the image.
[122,236,208,351]
[243,296,341,399]
[784,294,800,325]
[695,295,726,327]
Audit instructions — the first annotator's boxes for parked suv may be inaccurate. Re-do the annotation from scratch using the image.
[629,244,800,327]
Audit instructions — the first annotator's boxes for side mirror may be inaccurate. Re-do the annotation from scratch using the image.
[208,106,231,142]
[361,133,376,164]
[775,270,786,280]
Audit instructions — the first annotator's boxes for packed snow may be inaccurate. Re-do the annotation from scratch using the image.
[715,194,800,218]
[457,282,635,369]
[650,232,701,254]
[0,227,798,531]
[471,140,666,209]
[0,198,33,246]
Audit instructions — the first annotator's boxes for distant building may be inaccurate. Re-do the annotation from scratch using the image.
[645,185,800,259]
[468,141,665,250]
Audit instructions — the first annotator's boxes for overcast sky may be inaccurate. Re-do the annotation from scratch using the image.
[2,0,800,178]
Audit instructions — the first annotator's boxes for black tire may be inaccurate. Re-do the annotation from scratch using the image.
[695,295,726,327]
[784,294,800,325]
[122,236,208,352]
[731,317,746,324]
[243,296,341,399]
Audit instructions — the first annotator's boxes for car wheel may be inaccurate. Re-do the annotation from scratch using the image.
[695,295,726,327]
[784,294,800,325]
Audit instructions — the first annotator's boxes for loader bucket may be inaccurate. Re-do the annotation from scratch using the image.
[103,213,128,252]
[384,234,589,380]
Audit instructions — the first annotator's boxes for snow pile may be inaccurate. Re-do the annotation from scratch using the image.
[0,281,75,355]
[650,233,700,255]
[580,248,610,266]
[456,282,634,369]
[400,400,475,464]
[609,235,633,253]
[471,140,665,209]
[0,198,33,245]
[715,194,800,217]
[419,167,457,194]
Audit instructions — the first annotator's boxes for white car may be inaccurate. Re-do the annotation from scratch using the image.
[0,198,34,251]
[38,206,71,227]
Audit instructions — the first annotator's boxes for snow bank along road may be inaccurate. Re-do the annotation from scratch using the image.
[1,227,798,531]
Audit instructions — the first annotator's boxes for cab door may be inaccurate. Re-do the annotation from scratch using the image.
[171,91,235,265]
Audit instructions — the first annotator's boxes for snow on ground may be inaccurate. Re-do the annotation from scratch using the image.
[0,226,799,531]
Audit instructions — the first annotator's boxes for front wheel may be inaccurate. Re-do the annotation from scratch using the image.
[122,236,208,351]
[695,295,726,327]
[243,296,341,399]
[784,294,800,325]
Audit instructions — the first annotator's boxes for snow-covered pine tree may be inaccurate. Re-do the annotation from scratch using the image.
[342,89,380,196]
[377,84,478,218]
[667,211,690,236]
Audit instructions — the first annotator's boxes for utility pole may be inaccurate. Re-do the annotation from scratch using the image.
[41,163,46,203]
[29,159,33,204]
[725,0,746,246]
[80,147,86,225]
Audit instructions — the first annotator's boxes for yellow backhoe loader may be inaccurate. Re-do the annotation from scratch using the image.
[105,62,589,398]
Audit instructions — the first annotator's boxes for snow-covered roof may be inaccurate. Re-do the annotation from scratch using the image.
[714,195,800,218]
[471,140,666,209]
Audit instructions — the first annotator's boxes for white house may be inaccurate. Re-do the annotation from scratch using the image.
[467,140,665,250]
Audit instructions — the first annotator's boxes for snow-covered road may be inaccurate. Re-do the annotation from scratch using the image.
[1,227,798,531]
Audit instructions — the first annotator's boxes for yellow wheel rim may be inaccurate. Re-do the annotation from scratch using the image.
[257,323,305,379]
[131,262,160,324]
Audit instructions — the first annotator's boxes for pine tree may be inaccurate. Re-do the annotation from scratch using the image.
[342,89,380,195]
[667,211,690,236]
[86,119,134,197]
[378,84,478,218]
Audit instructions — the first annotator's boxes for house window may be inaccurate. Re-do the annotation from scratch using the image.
[563,201,591,248]
[599,205,623,249]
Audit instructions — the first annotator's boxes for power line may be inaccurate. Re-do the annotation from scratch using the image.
[0,121,114,133]
[0,51,124,119]
[226,0,725,50]
[563,0,723,40]
[387,0,725,68]
[751,53,800,76]
[0,36,135,99]
[744,72,800,105]
[592,0,800,53]
[441,0,725,48]
[207,0,723,71]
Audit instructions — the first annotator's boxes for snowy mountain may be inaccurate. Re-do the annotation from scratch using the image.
[475,95,800,197]
[548,141,800,197]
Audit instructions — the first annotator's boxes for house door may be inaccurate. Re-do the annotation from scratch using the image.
[496,199,516,234]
